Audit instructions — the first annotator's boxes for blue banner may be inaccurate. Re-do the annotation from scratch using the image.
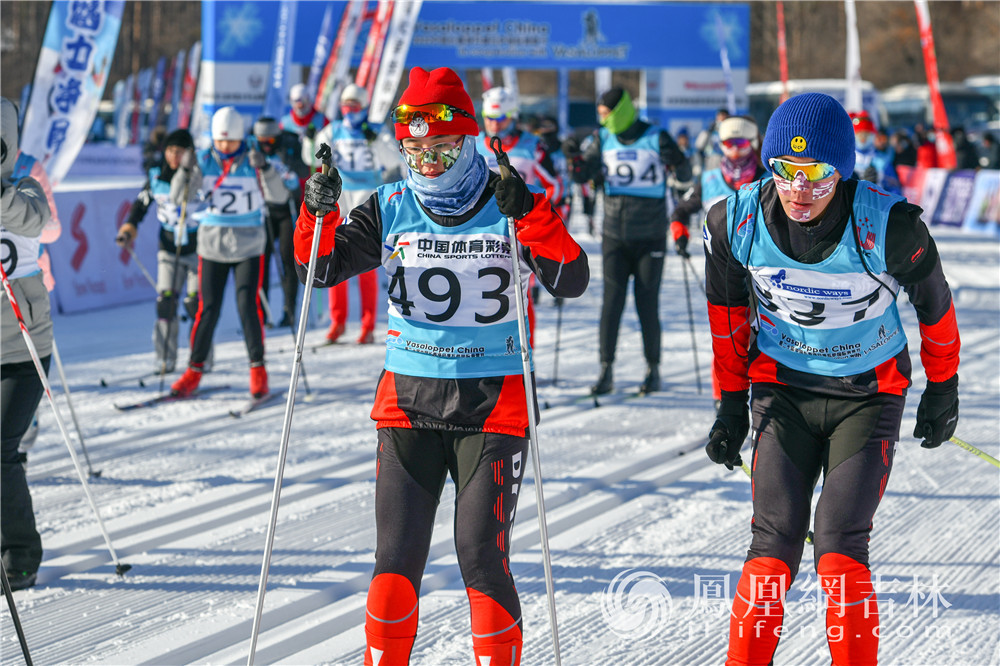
[305,3,336,104]
[262,0,298,119]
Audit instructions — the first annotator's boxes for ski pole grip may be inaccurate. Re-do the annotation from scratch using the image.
[315,143,332,176]
[488,136,512,181]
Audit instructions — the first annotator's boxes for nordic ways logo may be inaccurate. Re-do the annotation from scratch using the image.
[601,569,673,639]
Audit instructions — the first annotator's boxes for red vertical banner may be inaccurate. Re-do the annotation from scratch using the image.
[776,2,789,103]
[355,0,395,101]
[914,0,957,168]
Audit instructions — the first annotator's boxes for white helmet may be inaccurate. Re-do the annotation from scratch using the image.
[289,83,309,104]
[211,106,245,141]
[481,87,518,120]
[718,116,760,150]
[340,83,369,108]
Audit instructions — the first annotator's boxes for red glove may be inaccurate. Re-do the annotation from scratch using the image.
[670,220,690,258]
[513,193,581,263]
[294,201,339,265]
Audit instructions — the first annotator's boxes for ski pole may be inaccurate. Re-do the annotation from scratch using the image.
[247,144,332,666]
[949,436,1000,469]
[0,561,34,666]
[0,264,130,577]
[683,255,706,298]
[489,136,562,666]
[680,255,703,394]
[123,244,158,291]
[50,337,100,477]
[552,297,563,387]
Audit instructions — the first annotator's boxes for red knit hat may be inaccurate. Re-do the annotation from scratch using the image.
[850,111,876,134]
[394,67,479,140]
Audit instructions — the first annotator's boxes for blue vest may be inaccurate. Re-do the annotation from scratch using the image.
[149,166,198,243]
[476,132,542,185]
[378,181,533,379]
[599,125,666,198]
[700,168,735,213]
[192,149,265,228]
[330,122,382,190]
[727,179,907,377]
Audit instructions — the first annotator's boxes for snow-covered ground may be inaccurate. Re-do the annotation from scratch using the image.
[2,213,998,666]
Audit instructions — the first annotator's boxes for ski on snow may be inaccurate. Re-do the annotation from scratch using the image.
[229,392,282,418]
[542,387,654,410]
[100,371,164,388]
[113,385,232,411]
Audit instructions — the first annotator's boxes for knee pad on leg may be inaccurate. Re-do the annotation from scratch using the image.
[156,292,176,320]
[818,553,878,666]
[365,573,418,666]
[183,294,199,321]
[467,588,522,666]
[727,557,791,666]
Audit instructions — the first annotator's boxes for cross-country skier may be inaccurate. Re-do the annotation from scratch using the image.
[1,97,53,591]
[703,93,961,666]
[309,84,396,344]
[282,83,329,174]
[169,107,293,400]
[670,115,766,403]
[252,116,306,328]
[293,66,589,666]
[117,128,211,373]
[562,86,691,396]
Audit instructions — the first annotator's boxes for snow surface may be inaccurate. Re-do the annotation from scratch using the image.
[2,210,998,666]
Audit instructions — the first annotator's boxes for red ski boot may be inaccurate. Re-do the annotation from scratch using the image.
[357,327,375,344]
[171,364,203,397]
[249,363,269,399]
[326,321,345,344]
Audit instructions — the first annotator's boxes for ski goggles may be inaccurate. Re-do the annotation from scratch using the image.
[400,138,463,169]
[391,103,475,126]
[768,158,837,182]
[721,137,751,150]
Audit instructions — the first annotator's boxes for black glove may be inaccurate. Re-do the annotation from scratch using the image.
[493,166,535,219]
[305,125,317,141]
[676,233,690,258]
[248,148,268,170]
[913,375,959,448]
[561,136,581,157]
[303,169,342,217]
[706,391,750,470]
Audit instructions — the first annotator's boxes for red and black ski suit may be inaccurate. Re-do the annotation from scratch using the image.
[294,171,588,666]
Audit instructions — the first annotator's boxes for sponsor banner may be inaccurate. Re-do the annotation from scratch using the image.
[48,180,159,314]
[305,3,337,104]
[21,0,125,185]
[641,67,749,129]
[62,143,143,179]
[406,2,749,69]
[917,167,949,219]
[961,169,1000,237]
[932,170,977,227]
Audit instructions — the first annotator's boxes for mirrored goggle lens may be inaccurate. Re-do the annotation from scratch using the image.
[722,137,751,149]
[392,103,471,125]
[769,158,837,182]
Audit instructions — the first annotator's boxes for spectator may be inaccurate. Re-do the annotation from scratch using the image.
[952,128,981,170]
[892,130,917,167]
[980,133,1000,169]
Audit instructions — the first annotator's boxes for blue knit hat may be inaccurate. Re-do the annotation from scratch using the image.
[761,93,855,179]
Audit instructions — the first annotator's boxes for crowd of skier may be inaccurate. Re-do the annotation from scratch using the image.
[1,62,965,665]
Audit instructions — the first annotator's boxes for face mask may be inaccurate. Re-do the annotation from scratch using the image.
[856,135,874,150]
[773,171,837,222]
[342,108,367,129]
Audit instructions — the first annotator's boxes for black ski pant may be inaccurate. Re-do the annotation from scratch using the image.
[262,202,298,322]
[598,235,666,366]
[188,256,265,367]
[1,356,50,576]
[745,383,905,579]
[372,427,528,629]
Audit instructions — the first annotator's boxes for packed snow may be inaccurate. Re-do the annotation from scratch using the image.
[2,207,998,665]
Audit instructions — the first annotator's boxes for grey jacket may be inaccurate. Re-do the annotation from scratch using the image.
[171,149,292,263]
[1,175,53,364]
